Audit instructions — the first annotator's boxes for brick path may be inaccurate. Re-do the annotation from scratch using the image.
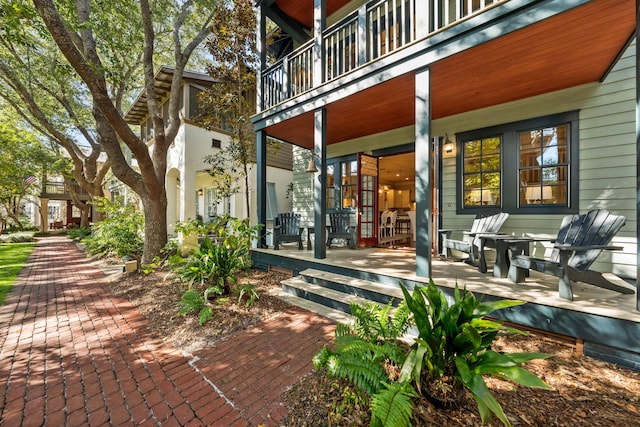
[0,236,335,426]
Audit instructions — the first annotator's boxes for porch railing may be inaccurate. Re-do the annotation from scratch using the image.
[261,0,507,110]
[42,182,90,197]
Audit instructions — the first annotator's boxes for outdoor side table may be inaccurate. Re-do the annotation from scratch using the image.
[478,235,533,278]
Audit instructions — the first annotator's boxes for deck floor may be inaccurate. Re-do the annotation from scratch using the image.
[252,244,640,324]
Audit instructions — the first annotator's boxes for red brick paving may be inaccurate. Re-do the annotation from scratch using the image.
[0,236,336,426]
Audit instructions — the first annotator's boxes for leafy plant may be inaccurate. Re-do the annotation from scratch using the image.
[238,284,259,306]
[399,280,552,426]
[68,227,91,241]
[177,286,224,325]
[83,198,144,259]
[313,300,416,426]
[174,215,261,294]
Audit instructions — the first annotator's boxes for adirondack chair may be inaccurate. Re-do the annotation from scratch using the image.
[438,212,509,266]
[508,209,632,300]
[273,212,304,250]
[327,211,357,249]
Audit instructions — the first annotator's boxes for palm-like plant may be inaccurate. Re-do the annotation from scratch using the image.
[399,280,552,426]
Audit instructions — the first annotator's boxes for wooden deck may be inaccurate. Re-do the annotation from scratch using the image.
[251,244,640,370]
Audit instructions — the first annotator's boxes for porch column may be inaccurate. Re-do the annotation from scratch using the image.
[257,1,266,111]
[313,0,326,86]
[40,198,49,232]
[636,0,640,310]
[257,129,268,248]
[313,108,327,259]
[415,67,432,277]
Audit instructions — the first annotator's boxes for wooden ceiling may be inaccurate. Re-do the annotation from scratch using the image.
[271,0,350,29]
[263,0,635,149]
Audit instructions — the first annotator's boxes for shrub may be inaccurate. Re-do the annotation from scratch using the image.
[68,227,91,241]
[83,198,144,259]
[174,215,261,294]
[177,286,224,325]
[399,280,552,426]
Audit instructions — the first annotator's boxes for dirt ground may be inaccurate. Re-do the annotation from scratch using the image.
[108,266,640,426]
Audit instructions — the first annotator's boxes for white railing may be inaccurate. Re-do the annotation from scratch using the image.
[261,0,506,110]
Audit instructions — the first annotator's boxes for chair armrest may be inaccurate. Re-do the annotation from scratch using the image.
[438,228,468,233]
[554,244,623,251]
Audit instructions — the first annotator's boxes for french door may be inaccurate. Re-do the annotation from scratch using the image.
[357,153,378,247]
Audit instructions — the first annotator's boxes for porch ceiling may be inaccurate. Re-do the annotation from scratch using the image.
[263,0,635,149]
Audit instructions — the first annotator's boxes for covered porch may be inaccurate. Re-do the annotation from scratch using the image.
[251,244,640,368]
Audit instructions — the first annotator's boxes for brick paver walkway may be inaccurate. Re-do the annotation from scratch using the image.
[0,236,335,426]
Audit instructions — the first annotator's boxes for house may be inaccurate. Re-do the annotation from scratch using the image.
[252,1,640,368]
[124,66,293,240]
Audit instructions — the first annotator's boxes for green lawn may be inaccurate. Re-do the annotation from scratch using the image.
[0,242,35,305]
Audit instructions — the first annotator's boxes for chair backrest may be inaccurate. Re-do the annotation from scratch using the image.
[380,210,390,226]
[388,210,398,226]
[276,212,301,235]
[551,209,626,270]
[329,211,351,233]
[469,212,509,234]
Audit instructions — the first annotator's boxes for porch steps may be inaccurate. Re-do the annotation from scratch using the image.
[279,268,405,321]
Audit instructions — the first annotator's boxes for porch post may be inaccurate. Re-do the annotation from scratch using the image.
[256,129,267,248]
[636,0,640,311]
[256,1,266,111]
[313,0,326,86]
[415,67,432,277]
[313,108,327,259]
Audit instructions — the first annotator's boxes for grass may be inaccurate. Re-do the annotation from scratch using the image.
[0,242,35,305]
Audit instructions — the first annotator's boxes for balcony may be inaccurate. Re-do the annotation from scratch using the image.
[40,182,91,201]
[261,0,508,111]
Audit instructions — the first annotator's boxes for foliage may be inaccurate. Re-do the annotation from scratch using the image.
[0,113,55,230]
[68,227,91,241]
[177,285,224,325]
[313,300,416,426]
[0,242,35,305]
[0,232,35,244]
[174,215,261,293]
[83,198,144,259]
[197,0,274,219]
[238,283,259,306]
[399,280,552,426]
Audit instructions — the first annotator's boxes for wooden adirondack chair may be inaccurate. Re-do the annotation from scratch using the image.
[508,209,633,300]
[273,212,303,250]
[327,211,356,249]
[438,212,509,266]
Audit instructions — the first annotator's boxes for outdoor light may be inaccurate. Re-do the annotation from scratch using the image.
[198,188,203,196]
[305,156,318,173]
[444,133,454,153]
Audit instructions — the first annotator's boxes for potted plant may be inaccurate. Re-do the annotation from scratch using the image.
[399,280,552,426]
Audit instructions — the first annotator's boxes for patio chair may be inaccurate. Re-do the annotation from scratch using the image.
[508,209,633,300]
[273,212,303,250]
[327,211,356,249]
[438,212,509,266]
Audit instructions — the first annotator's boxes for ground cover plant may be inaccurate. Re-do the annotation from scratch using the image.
[0,241,35,304]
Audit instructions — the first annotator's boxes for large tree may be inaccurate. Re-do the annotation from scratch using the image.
[197,0,258,220]
[25,0,219,263]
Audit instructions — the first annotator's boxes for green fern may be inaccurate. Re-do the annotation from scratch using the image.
[325,352,389,397]
[370,382,417,427]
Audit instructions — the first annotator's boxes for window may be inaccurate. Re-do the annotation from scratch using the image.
[462,136,501,207]
[324,156,357,211]
[456,111,578,214]
[266,182,279,220]
[211,138,221,149]
[519,125,568,206]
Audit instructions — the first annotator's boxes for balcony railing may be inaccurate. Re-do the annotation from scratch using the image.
[42,182,90,197]
[261,0,507,110]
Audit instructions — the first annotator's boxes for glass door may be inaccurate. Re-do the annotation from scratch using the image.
[358,153,378,247]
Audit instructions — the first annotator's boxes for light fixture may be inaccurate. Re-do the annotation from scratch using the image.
[305,157,318,173]
[198,188,203,196]
[443,133,454,153]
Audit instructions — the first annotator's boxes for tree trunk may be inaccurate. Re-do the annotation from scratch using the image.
[140,193,168,264]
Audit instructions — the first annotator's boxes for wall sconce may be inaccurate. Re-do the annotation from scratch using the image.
[443,133,454,154]
[198,188,203,196]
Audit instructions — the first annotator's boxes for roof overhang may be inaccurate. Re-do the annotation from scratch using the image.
[261,0,635,149]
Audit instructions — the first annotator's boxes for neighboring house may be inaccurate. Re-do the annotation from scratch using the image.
[36,177,93,230]
[124,66,293,238]
[252,1,637,297]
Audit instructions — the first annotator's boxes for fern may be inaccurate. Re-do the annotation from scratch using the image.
[325,352,389,397]
[370,382,417,427]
